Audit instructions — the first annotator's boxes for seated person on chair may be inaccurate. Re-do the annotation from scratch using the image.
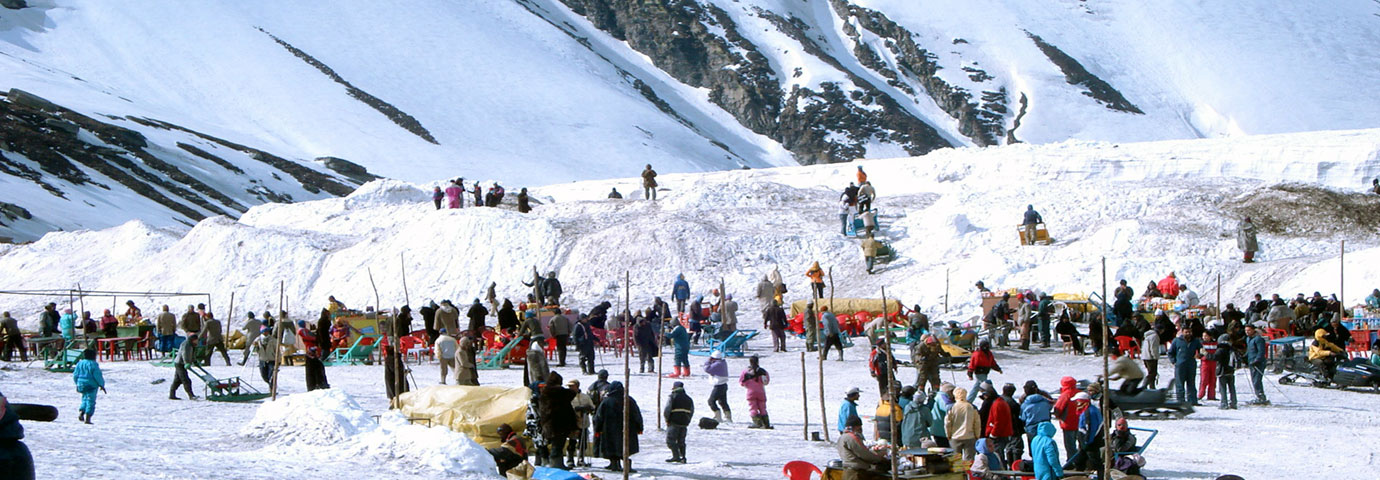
[837,415,890,480]
[1307,327,1345,383]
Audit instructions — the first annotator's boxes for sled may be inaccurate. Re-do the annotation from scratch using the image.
[325,334,380,365]
[478,336,527,370]
[689,329,757,357]
[10,403,59,422]
[1114,427,1158,459]
[187,363,270,402]
[1016,222,1052,245]
[875,240,897,263]
[43,348,82,373]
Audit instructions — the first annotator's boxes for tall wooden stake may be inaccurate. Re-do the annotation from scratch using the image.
[657,309,664,431]
[944,268,950,314]
[622,271,631,480]
[1340,240,1346,318]
[271,280,284,399]
[816,283,829,443]
[1101,258,1112,474]
[1216,273,1222,316]
[882,287,897,480]
[401,254,411,308]
[800,351,809,440]
[226,292,235,352]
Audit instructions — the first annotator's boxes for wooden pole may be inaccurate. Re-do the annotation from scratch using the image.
[367,268,381,316]
[657,307,664,431]
[226,292,235,353]
[622,271,631,480]
[883,287,897,480]
[271,280,285,399]
[1216,273,1222,317]
[1340,240,1346,319]
[401,254,411,308]
[801,351,809,440]
[1101,257,1112,474]
[944,268,950,314]
[816,280,830,443]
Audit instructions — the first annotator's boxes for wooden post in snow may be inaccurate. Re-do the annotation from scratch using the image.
[883,287,897,480]
[1101,258,1112,474]
[271,280,284,400]
[622,271,631,480]
[800,351,809,440]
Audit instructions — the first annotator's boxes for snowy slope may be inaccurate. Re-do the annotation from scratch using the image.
[2,128,1379,331]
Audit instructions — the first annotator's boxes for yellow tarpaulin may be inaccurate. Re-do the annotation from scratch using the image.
[789,298,902,317]
[398,385,531,449]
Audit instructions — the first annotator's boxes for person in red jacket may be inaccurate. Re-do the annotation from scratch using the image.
[981,384,1017,468]
[1051,376,1082,463]
[966,340,1003,402]
[1157,272,1180,299]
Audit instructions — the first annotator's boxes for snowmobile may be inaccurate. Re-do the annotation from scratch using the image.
[1277,344,1380,392]
[1078,380,1195,420]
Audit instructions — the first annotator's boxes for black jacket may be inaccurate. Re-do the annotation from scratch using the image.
[40,310,60,337]
[593,383,643,459]
[466,303,489,333]
[764,305,788,330]
[542,278,563,298]
[497,304,519,332]
[664,389,694,427]
[539,384,578,438]
[573,322,596,351]
[588,302,611,329]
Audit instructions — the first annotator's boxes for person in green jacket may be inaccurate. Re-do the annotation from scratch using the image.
[71,349,106,424]
[927,383,954,447]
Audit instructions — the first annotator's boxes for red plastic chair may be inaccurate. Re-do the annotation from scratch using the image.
[782,460,821,480]
[1114,335,1140,357]
[1264,328,1287,341]
[545,337,557,360]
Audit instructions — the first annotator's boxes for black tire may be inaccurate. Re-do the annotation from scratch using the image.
[1278,376,1293,385]
[1371,379,1380,394]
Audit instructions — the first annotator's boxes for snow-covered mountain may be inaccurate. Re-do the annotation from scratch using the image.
[3,128,1379,331]
[2,0,1378,241]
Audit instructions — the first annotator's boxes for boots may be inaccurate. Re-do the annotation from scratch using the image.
[748,415,764,429]
[712,410,722,423]
[84,412,93,425]
[680,366,691,378]
[78,412,85,422]
[761,413,773,429]
[667,366,682,379]
[549,454,567,470]
[723,410,732,424]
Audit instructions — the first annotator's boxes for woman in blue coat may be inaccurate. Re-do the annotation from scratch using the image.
[72,349,106,424]
[1030,422,1063,480]
[666,322,691,378]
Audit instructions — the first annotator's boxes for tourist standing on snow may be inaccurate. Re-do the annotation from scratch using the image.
[592,381,642,472]
[764,300,788,352]
[1141,325,1161,389]
[58,308,76,344]
[820,306,845,360]
[1244,325,1269,405]
[666,319,690,378]
[526,335,550,386]
[549,310,571,367]
[1197,331,1218,402]
[806,261,826,299]
[740,355,772,429]
[471,182,482,207]
[431,185,443,209]
[169,329,197,400]
[238,312,262,366]
[803,300,819,352]
[911,335,947,392]
[966,340,1002,402]
[445,180,463,209]
[200,312,230,366]
[838,387,861,435]
[1237,217,1258,263]
[672,274,691,314]
[1019,381,1052,450]
[869,340,895,396]
[435,300,460,337]
[539,372,578,470]
[178,305,201,336]
[457,332,478,386]
[39,303,60,339]
[716,295,739,340]
[573,315,597,375]
[1036,295,1053,348]
[253,328,278,385]
[435,330,458,384]
[1022,205,1043,245]
[0,313,26,362]
[1051,376,1081,463]
[542,272,563,306]
[72,349,105,424]
[858,181,876,214]
[465,299,488,337]
[1167,327,1201,405]
[703,351,732,423]
[641,164,658,200]
[1215,333,1238,409]
[1030,421,1062,480]
[634,316,657,374]
[663,381,693,463]
[567,379,595,467]
[687,297,706,345]
[517,188,532,213]
[945,387,980,461]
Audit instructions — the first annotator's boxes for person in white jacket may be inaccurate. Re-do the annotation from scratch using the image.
[1141,328,1160,389]
[1177,285,1200,307]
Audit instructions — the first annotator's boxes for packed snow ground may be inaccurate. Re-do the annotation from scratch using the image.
[6,333,1379,479]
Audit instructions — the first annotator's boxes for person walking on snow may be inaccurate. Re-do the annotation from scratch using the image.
[1167,327,1202,405]
[966,340,1002,402]
[861,233,882,274]
[820,306,845,360]
[703,350,732,423]
[663,381,694,463]
[1022,205,1043,245]
[641,164,658,200]
[435,330,458,384]
[944,387,980,462]
[155,305,177,353]
[764,300,788,352]
[839,196,854,236]
[592,381,643,472]
[1237,217,1258,263]
[1141,326,1161,389]
[238,312,262,365]
[1244,325,1270,405]
[666,320,691,378]
[169,329,198,400]
[672,274,690,314]
[740,355,772,429]
[806,261,826,299]
[200,313,230,366]
[72,349,105,424]
[1051,376,1081,463]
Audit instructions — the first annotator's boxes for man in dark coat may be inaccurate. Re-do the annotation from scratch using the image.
[539,372,578,470]
[588,301,611,329]
[763,301,788,352]
[542,273,563,306]
[466,300,488,336]
[39,303,60,339]
[634,317,657,374]
[309,309,333,391]
[593,381,643,472]
[572,316,597,375]
[0,390,35,480]
[663,381,694,463]
[497,300,519,333]
[517,188,532,213]
[419,301,439,344]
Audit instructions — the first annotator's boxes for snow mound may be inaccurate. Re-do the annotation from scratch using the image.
[343,179,432,210]
[243,390,498,478]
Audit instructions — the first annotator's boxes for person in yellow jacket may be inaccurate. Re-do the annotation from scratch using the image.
[805,261,826,298]
[861,234,882,275]
[944,387,981,462]
[1307,327,1345,382]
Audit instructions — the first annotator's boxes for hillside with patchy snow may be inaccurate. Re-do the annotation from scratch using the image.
[3,0,1380,241]
[2,129,1379,330]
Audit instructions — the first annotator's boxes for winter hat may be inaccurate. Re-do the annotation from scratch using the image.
[1073,392,1092,402]
[845,387,861,398]
[924,334,937,345]
[597,369,609,379]
[846,415,863,428]
[710,350,724,359]
[940,383,955,395]
[672,381,685,391]
[953,387,969,401]
[567,379,580,389]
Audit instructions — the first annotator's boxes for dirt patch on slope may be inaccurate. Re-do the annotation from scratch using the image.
[1220,182,1380,237]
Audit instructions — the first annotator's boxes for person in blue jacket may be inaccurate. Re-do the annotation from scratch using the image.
[1244,324,1270,405]
[666,321,691,378]
[1019,380,1053,451]
[1030,422,1063,480]
[72,349,106,424]
[837,387,861,434]
[1063,392,1103,471]
[672,275,691,314]
[1167,327,1202,405]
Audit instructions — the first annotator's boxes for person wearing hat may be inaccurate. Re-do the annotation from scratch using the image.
[965,339,1002,402]
[838,387,862,435]
[911,334,948,393]
[526,334,550,386]
[703,350,732,423]
[168,327,198,400]
[567,379,595,467]
[589,370,612,408]
[663,381,694,463]
[539,372,577,470]
[487,423,527,476]
[1062,392,1103,471]
[58,307,77,344]
[1029,421,1063,480]
[837,413,888,479]
[592,381,642,472]
[739,353,772,430]
[944,387,980,462]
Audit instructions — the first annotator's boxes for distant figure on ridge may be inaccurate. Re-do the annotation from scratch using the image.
[641,165,658,200]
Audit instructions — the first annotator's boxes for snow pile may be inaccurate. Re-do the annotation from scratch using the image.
[342,179,433,210]
[243,390,498,478]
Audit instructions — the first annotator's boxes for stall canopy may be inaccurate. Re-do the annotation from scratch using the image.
[398,385,531,449]
[789,298,901,317]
